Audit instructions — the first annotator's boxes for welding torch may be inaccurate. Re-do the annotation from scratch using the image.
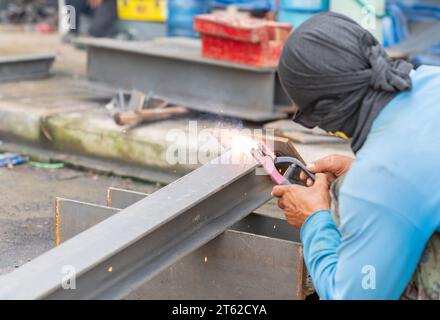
[251,143,316,186]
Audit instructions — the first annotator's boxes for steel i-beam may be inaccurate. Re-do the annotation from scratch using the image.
[0,151,275,299]
[0,53,55,82]
[77,37,292,121]
[54,193,305,299]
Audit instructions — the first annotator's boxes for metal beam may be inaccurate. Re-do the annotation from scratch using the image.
[77,37,291,121]
[54,197,304,299]
[0,151,274,299]
[131,230,305,300]
[0,53,55,82]
[107,187,299,242]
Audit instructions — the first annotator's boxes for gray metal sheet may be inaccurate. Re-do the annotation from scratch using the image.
[0,53,55,82]
[0,151,275,299]
[55,198,304,300]
[0,140,181,185]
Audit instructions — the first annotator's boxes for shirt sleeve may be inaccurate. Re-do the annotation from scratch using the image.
[300,197,430,300]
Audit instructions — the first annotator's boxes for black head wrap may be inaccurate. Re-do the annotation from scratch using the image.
[278,12,413,153]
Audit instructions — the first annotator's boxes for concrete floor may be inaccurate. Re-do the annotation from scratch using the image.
[0,163,159,275]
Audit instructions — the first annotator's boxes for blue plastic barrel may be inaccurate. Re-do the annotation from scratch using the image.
[167,0,210,38]
[278,0,329,27]
[211,0,276,11]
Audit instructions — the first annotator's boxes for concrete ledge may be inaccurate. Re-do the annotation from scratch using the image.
[0,101,43,142]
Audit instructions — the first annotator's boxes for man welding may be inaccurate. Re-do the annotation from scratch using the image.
[272,12,440,300]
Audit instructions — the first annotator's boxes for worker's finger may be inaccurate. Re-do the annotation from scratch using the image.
[277,197,286,210]
[271,185,289,197]
[306,178,313,187]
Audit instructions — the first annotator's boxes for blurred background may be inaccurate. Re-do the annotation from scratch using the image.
[0,0,439,66]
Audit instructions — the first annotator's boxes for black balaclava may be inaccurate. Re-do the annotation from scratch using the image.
[278,12,413,153]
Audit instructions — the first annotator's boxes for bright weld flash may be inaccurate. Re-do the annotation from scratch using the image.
[230,135,259,153]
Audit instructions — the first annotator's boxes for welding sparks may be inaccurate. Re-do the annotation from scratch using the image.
[230,135,259,153]
[214,128,259,154]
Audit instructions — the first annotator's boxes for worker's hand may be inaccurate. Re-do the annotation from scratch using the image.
[88,0,103,8]
[272,173,331,229]
[300,154,354,186]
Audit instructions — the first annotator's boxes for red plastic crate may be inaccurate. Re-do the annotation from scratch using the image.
[194,14,292,67]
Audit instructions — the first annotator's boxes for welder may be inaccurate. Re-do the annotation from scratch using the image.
[272,12,440,300]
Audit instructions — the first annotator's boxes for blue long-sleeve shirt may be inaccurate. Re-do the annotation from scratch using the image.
[301,65,440,300]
